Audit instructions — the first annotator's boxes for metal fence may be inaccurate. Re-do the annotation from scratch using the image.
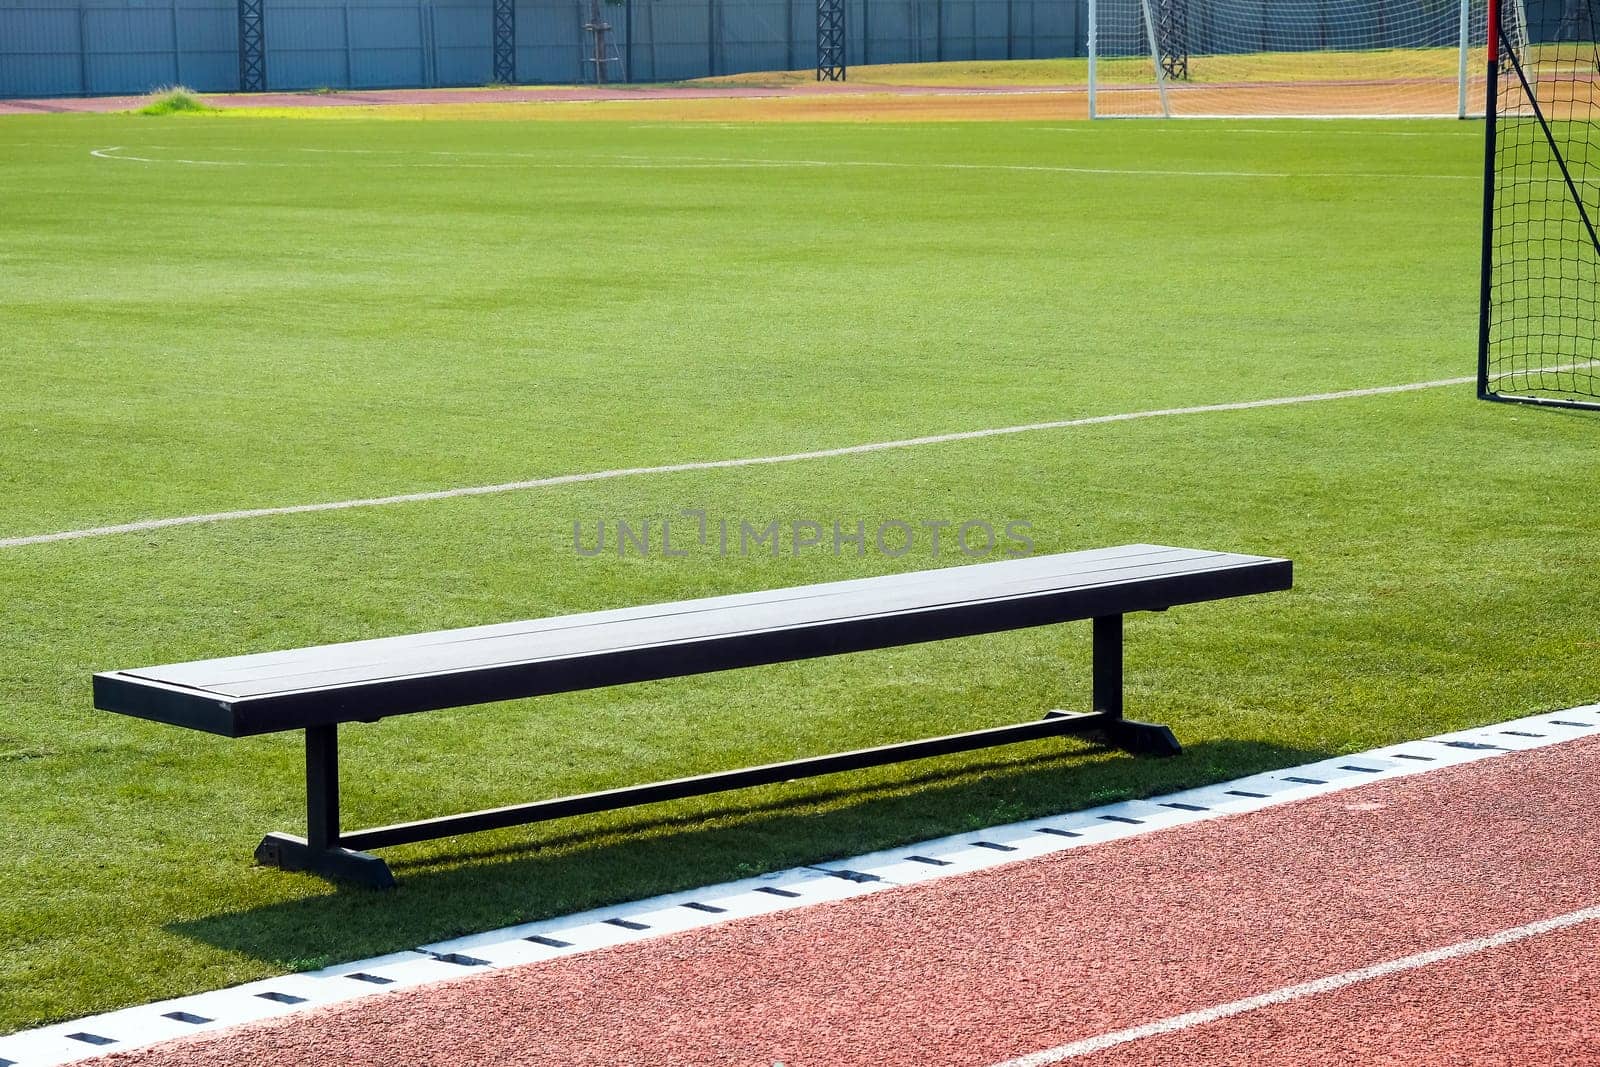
[0,0,1083,96]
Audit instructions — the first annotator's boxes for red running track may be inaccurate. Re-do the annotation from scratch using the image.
[107,736,1600,1066]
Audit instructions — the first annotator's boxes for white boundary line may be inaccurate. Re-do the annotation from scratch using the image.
[87,146,813,170]
[0,375,1473,550]
[87,144,1477,181]
[611,152,1478,181]
[2,704,1596,1066]
[994,902,1600,1065]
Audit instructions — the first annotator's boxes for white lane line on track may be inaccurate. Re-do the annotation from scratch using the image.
[1,375,1473,549]
[993,902,1600,1065]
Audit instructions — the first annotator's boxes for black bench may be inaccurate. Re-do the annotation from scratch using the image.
[94,543,1291,888]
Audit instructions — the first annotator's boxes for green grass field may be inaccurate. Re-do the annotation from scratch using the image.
[3,108,1598,1035]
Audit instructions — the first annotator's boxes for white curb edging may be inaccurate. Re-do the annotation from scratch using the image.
[4,705,1597,1066]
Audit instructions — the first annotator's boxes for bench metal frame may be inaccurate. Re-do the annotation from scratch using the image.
[95,547,1291,888]
[254,614,1167,889]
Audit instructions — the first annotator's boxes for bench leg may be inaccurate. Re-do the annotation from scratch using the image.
[255,724,396,889]
[1089,614,1181,757]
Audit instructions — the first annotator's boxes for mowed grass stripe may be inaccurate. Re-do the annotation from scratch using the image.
[3,116,1475,535]
[0,375,1473,549]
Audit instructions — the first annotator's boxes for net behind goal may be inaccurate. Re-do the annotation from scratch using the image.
[1088,0,1487,117]
[1480,0,1600,410]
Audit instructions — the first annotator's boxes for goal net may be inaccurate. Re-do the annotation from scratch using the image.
[1088,0,1487,117]
[1480,0,1600,409]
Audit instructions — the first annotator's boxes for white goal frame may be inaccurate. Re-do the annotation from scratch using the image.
[1087,0,1488,119]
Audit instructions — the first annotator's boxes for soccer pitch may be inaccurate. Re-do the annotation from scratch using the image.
[3,108,1598,1033]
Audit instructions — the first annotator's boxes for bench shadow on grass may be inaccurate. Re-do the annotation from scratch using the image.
[169,737,1327,971]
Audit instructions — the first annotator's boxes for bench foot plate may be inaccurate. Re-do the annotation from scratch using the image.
[255,832,396,889]
[1045,711,1182,757]
[1096,718,1182,757]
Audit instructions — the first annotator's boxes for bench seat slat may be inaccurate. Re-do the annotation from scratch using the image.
[141,549,1242,695]
[94,545,1290,737]
[135,543,1187,683]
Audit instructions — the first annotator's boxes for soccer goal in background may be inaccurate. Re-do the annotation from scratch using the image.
[1087,0,1490,117]
[1479,0,1600,411]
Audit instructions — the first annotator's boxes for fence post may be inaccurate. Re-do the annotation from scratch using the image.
[170,0,183,85]
[78,5,90,94]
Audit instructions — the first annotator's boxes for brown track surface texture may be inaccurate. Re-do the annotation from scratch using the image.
[103,734,1600,1066]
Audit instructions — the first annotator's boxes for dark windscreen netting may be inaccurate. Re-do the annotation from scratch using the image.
[1482,0,1600,408]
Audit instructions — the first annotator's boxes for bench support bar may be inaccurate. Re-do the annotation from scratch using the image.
[254,612,1179,888]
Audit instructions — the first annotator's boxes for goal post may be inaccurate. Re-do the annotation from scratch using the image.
[1479,0,1600,410]
[1087,0,1488,118]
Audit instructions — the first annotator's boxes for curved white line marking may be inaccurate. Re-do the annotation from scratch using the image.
[90,145,247,166]
[0,376,1472,549]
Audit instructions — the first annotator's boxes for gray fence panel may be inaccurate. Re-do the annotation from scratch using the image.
[973,0,1007,55]
[83,5,178,90]
[785,0,810,67]
[717,0,788,75]
[433,0,490,84]
[0,5,84,95]
[862,0,913,63]
[175,0,239,89]
[266,3,350,87]
[936,0,968,60]
[515,0,581,83]
[1,0,1085,98]
[348,2,426,87]
[1028,0,1075,58]
[642,0,712,81]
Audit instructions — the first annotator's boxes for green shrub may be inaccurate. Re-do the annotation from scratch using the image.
[136,86,214,115]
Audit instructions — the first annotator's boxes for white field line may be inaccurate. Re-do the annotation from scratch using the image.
[89,146,245,167]
[87,145,807,171]
[1,375,1472,550]
[613,152,1478,181]
[87,145,1476,181]
[992,902,1600,1065]
[88,142,1282,177]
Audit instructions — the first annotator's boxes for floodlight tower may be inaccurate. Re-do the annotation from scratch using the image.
[493,0,516,83]
[237,0,266,91]
[1155,0,1188,80]
[817,0,846,80]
